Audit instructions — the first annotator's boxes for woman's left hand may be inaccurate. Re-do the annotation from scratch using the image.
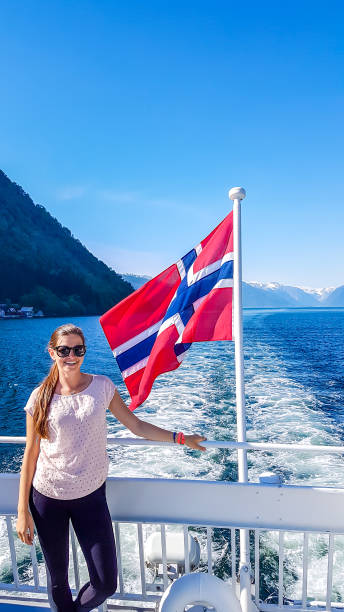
[184,434,207,452]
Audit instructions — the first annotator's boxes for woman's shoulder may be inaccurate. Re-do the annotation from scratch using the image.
[24,385,41,416]
[91,374,116,388]
[29,385,42,399]
[91,374,117,403]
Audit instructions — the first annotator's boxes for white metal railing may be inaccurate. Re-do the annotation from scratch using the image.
[2,437,344,610]
[3,435,344,455]
[2,511,344,610]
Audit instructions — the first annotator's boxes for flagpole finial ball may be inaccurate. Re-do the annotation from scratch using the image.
[228,187,246,201]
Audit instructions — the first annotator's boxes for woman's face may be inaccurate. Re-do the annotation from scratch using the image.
[48,333,86,375]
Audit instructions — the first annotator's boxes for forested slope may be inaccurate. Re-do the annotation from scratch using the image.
[0,170,133,315]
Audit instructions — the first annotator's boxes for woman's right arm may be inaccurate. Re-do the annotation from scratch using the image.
[16,413,40,546]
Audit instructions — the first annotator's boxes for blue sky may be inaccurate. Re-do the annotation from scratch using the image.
[0,1,343,287]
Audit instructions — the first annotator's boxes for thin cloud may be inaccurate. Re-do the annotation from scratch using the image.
[98,189,140,203]
[55,185,210,219]
[56,185,88,200]
[148,197,201,215]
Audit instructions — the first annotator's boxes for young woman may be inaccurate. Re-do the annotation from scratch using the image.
[16,323,206,612]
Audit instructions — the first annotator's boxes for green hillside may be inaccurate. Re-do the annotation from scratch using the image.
[0,170,133,316]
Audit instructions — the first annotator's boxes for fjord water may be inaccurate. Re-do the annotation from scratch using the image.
[1,309,344,600]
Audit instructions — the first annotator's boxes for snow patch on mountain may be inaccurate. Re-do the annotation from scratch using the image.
[247,281,336,303]
[121,274,343,308]
[293,286,336,301]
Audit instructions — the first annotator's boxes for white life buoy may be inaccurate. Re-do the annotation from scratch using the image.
[159,573,241,612]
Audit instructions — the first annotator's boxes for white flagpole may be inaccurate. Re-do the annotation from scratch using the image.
[229,186,248,480]
[229,187,252,612]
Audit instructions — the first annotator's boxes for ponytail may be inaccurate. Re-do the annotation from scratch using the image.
[33,362,59,440]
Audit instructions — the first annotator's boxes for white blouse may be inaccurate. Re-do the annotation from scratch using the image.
[24,374,116,500]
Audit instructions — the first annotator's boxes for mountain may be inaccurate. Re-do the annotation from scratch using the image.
[294,286,336,301]
[121,273,152,291]
[119,274,340,308]
[245,282,320,307]
[0,170,133,316]
[242,282,297,307]
[245,282,339,307]
[323,285,344,307]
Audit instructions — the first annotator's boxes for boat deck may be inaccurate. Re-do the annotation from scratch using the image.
[0,604,49,610]
[0,598,154,611]
[0,604,46,612]
[3,441,344,612]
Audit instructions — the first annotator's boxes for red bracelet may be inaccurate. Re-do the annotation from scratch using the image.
[176,432,185,445]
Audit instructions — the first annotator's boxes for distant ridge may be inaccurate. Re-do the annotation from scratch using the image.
[324,285,344,307]
[121,273,151,291]
[0,170,133,316]
[243,281,340,307]
[120,274,343,308]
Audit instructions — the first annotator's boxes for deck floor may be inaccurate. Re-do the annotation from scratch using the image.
[0,599,155,612]
[0,592,156,612]
[0,606,50,610]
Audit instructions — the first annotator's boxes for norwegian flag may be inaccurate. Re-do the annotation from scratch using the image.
[100,211,234,410]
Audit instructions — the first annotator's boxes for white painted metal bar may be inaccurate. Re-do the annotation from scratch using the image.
[302,532,309,608]
[239,529,251,611]
[230,187,248,480]
[326,533,334,609]
[29,539,40,588]
[230,187,251,612]
[0,583,47,593]
[5,476,344,533]
[137,523,147,596]
[70,526,80,592]
[206,527,212,574]
[114,522,124,594]
[4,435,344,455]
[160,524,168,590]
[183,525,190,574]
[254,529,260,603]
[0,584,159,605]
[231,528,236,581]
[6,516,20,588]
[103,591,160,603]
[278,531,285,608]
[259,605,344,612]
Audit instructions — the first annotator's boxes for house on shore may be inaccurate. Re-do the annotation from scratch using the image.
[0,305,44,318]
[20,306,34,318]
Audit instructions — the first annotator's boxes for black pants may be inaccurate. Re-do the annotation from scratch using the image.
[29,481,117,611]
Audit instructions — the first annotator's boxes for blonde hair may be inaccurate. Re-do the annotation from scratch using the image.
[32,324,86,440]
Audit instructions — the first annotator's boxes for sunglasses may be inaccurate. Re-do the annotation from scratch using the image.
[54,345,87,358]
